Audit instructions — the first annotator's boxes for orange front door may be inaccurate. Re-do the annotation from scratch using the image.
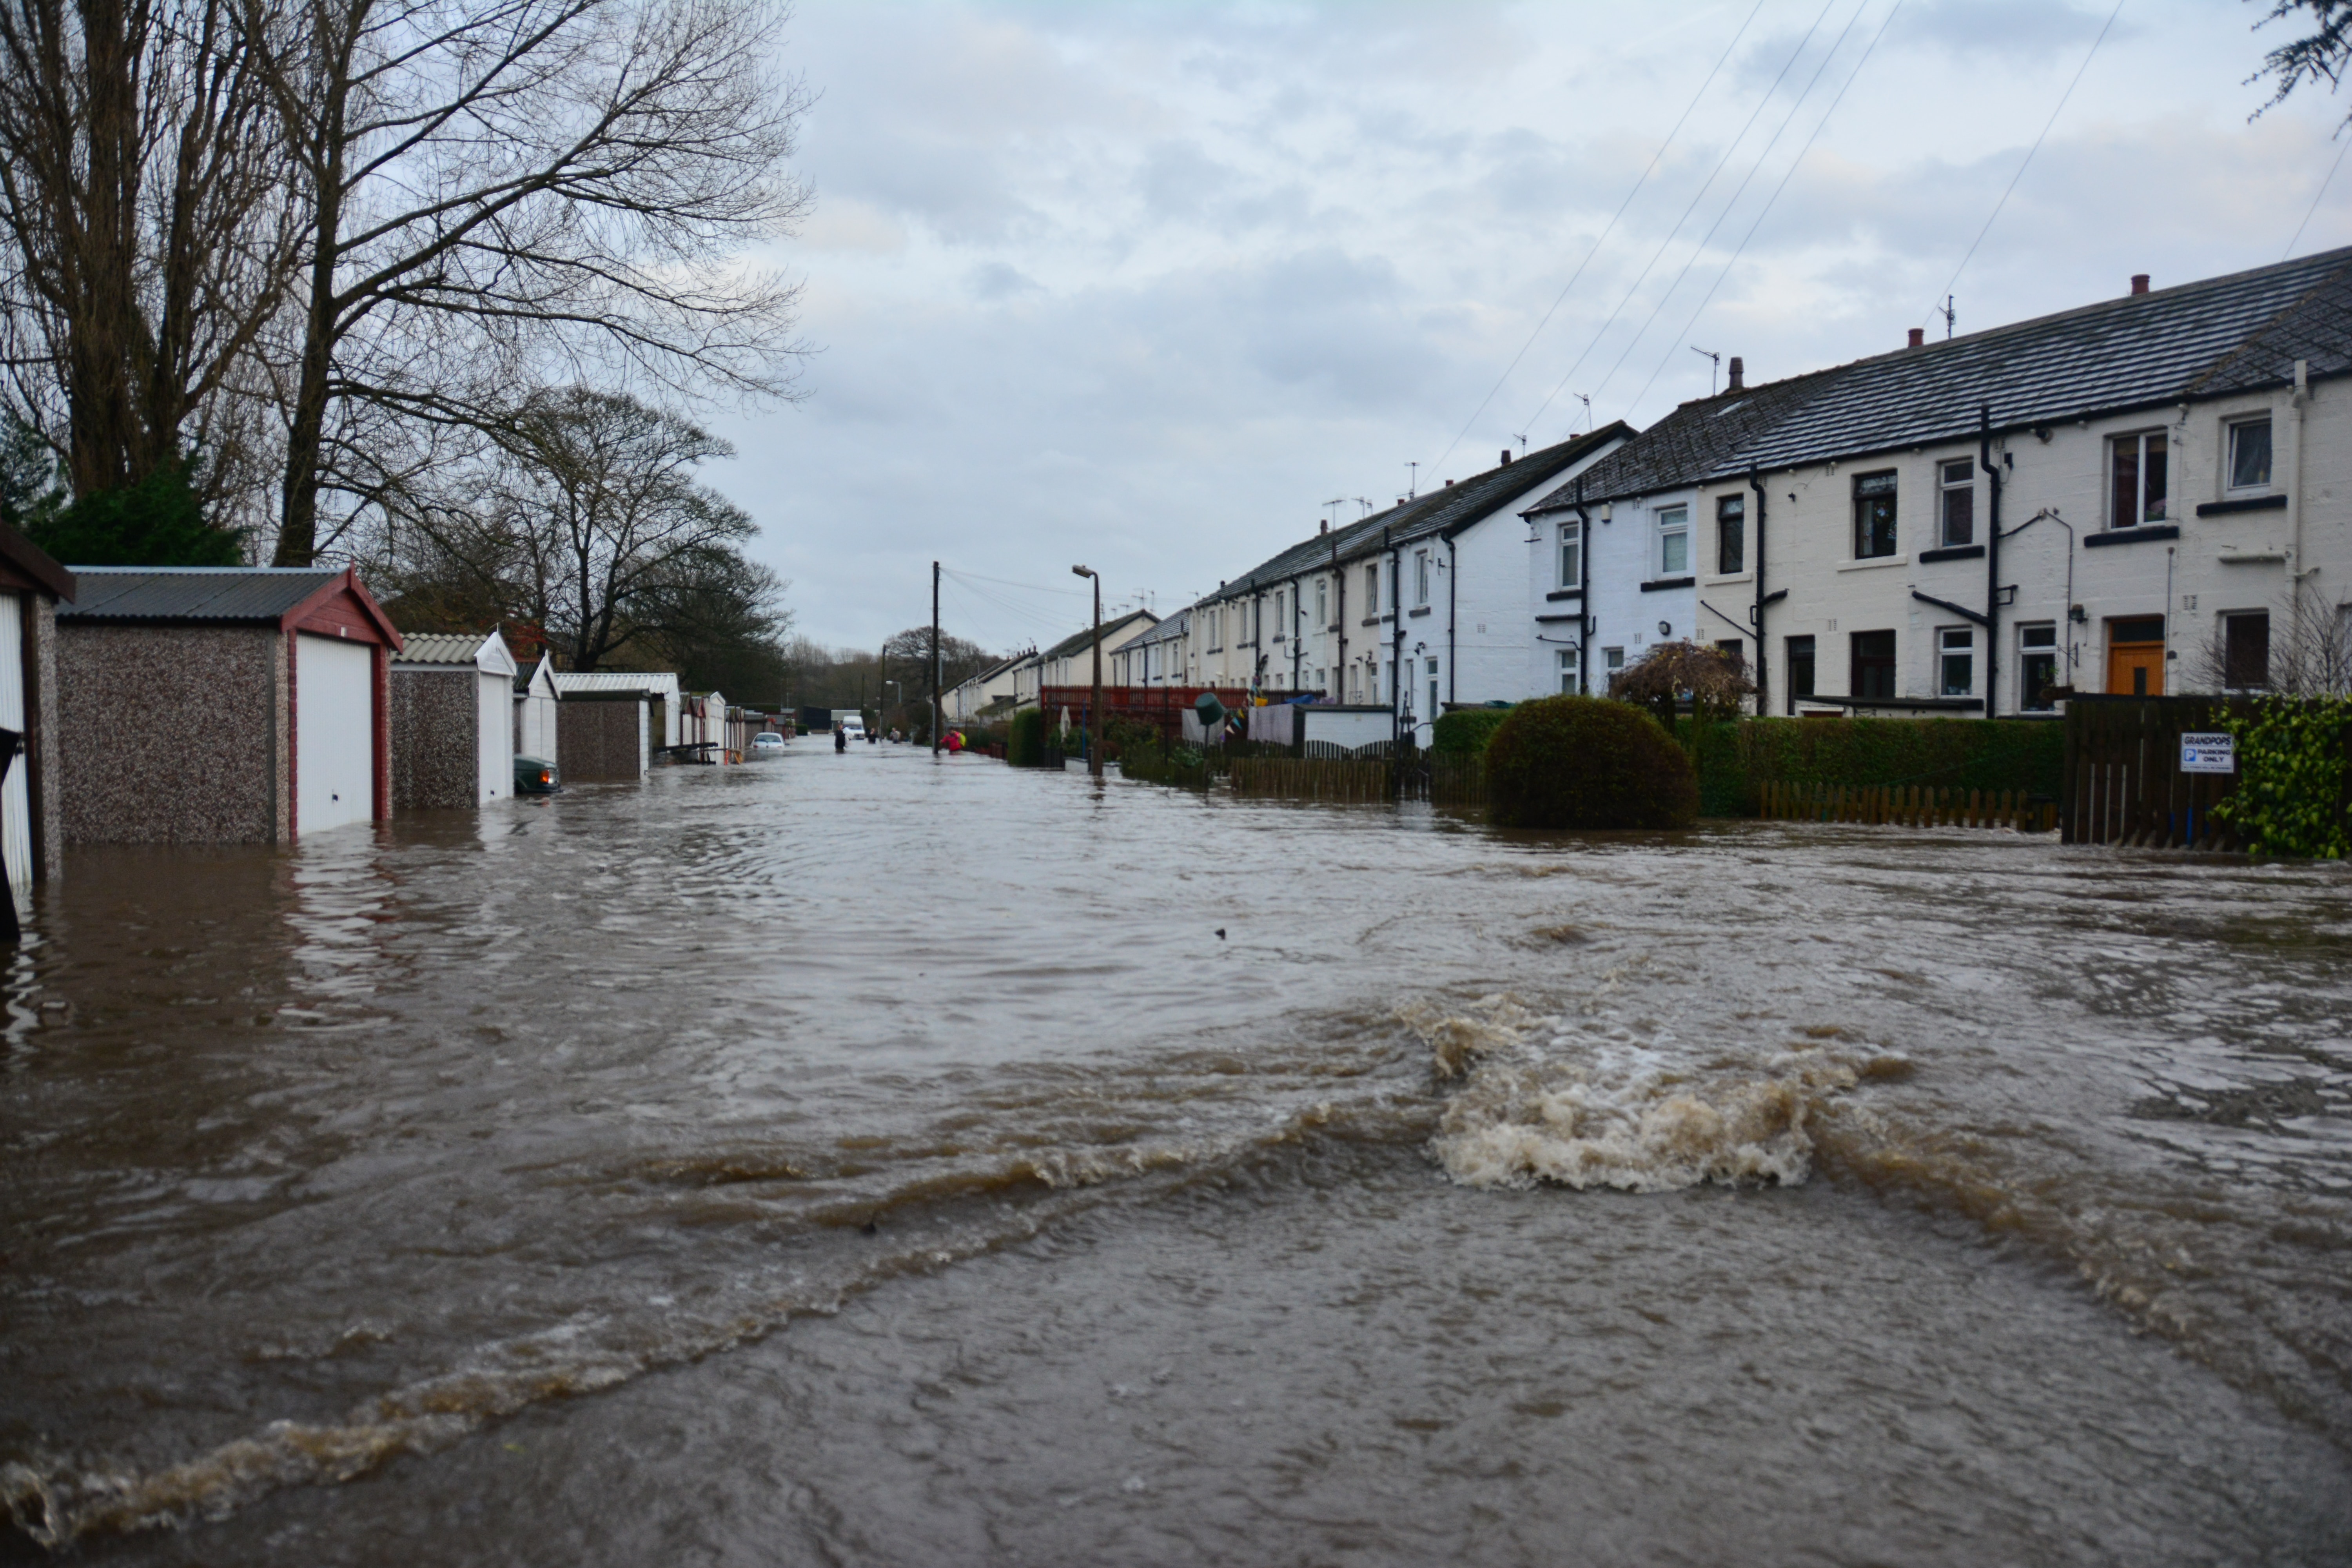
[2107,642,2165,696]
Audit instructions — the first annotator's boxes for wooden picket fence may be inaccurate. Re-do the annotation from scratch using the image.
[1228,756,1394,803]
[1759,779,2056,833]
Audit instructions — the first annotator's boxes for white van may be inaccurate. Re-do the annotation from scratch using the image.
[837,714,867,741]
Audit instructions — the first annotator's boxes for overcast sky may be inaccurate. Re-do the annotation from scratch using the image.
[704,0,2352,655]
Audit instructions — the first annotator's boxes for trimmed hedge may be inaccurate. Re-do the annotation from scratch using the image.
[1690,715,2064,817]
[1433,706,1512,757]
[1486,697,1698,830]
[1007,708,1047,767]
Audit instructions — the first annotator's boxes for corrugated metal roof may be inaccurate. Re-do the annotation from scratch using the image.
[58,566,341,623]
[551,670,681,698]
[392,632,492,666]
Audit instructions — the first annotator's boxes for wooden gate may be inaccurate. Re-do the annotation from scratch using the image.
[2061,695,2249,848]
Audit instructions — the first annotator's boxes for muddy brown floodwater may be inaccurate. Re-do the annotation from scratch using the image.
[3,743,2350,1565]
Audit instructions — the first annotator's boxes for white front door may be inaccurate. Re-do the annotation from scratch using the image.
[477,670,512,801]
[297,634,374,834]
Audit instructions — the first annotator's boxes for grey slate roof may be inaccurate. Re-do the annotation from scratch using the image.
[392,632,493,666]
[1526,244,2352,514]
[1042,608,1156,662]
[58,566,341,622]
[1198,426,1630,602]
[513,656,544,694]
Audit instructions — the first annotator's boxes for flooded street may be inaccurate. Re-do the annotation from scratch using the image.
[4,744,2350,1564]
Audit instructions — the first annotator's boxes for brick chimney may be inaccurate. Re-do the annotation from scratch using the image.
[1907,327,1924,348]
[1728,356,1744,391]
[2131,274,2150,295]
[1500,448,1513,466]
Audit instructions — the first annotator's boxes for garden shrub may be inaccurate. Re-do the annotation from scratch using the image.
[1486,696,1698,830]
[1007,707,1046,767]
[1433,706,1511,757]
[2214,696,2352,858]
[1700,716,2064,815]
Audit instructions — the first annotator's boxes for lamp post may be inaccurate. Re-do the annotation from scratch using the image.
[1072,564,1102,777]
[884,679,900,739]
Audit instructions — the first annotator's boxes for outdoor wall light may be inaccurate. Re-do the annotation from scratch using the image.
[1658,620,1672,637]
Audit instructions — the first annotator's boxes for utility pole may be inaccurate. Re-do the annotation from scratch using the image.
[1072,564,1102,776]
[931,560,942,754]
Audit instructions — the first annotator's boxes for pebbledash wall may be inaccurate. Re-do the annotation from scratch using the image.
[558,699,648,781]
[389,667,480,809]
[58,624,290,842]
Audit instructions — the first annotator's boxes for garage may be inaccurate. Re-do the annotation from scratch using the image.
[298,633,377,832]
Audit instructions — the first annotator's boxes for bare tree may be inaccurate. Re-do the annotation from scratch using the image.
[0,0,299,506]
[2250,1,2352,123]
[2186,580,2352,696]
[394,384,761,672]
[251,0,813,565]
[1608,639,1756,733]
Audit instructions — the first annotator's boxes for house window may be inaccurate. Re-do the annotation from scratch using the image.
[1786,635,1816,714]
[1851,630,1896,700]
[2018,623,2058,711]
[1427,657,1440,717]
[1316,666,1327,693]
[1852,471,1898,559]
[1715,494,1744,574]
[1556,646,1580,694]
[1364,563,1380,613]
[2228,417,2273,492]
[1603,646,1625,685]
[1939,458,1974,547]
[1414,550,1431,606]
[2111,430,2168,527]
[1557,519,1582,588]
[1206,608,1220,652]
[1938,627,1974,696]
[2225,612,2271,689]
[1274,590,1286,637]
[1713,639,1744,673]
[1316,579,1328,627]
[1656,506,1689,576]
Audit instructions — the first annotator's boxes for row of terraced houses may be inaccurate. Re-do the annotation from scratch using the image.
[960,247,2352,746]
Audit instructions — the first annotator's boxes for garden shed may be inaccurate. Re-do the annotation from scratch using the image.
[0,522,76,891]
[514,656,559,762]
[390,630,518,809]
[57,566,401,843]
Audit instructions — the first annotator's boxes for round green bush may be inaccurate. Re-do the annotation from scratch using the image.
[1486,696,1699,829]
[1007,707,1046,767]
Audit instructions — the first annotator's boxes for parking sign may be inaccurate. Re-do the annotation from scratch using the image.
[2180,733,2235,774]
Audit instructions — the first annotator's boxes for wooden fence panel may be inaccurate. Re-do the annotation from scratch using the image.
[2060,696,2250,850]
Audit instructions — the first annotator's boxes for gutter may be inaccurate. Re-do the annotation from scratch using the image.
[1572,475,1593,694]
[1748,468,1768,713]
[1979,405,2002,716]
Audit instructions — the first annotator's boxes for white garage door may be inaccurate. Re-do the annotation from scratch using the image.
[0,594,26,892]
[297,633,374,834]
[477,669,512,801]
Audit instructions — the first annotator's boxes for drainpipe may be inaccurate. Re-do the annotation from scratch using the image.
[1748,467,1769,713]
[1289,572,1305,691]
[1385,524,1403,752]
[2292,359,2312,586]
[1572,475,1594,694]
[1979,405,2002,717]
[1333,534,1346,703]
[1446,536,1458,707]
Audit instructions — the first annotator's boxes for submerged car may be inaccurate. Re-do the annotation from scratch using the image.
[748,731,787,756]
[514,755,560,794]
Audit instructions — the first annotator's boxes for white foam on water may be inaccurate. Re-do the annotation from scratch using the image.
[1400,989,1861,1193]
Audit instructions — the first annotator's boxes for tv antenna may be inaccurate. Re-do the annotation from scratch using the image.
[1406,461,1420,499]
[1512,432,1530,457]
[1353,497,1374,517]
[1940,296,1956,339]
[1690,345,1721,396]
[1569,393,1592,434]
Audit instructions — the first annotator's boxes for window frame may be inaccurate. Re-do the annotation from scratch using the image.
[2109,428,2169,529]
[1557,518,1582,589]
[1555,646,1580,695]
[1414,549,1431,606]
[1938,458,1975,548]
[1852,471,1899,560]
[2223,611,2272,691]
[1715,493,1745,575]
[1655,504,1690,577]
[1785,634,1817,715]
[2225,416,2274,495]
[1937,626,1975,697]
[2017,622,2059,712]
[1315,579,1328,627]
[1850,629,1897,701]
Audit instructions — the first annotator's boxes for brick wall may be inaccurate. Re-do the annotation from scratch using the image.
[57,624,286,844]
[557,700,644,781]
[390,668,480,809]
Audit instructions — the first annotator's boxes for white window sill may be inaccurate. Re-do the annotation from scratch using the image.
[1838,554,1909,572]
[1702,572,1753,586]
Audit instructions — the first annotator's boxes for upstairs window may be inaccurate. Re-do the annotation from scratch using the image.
[1939,458,1975,547]
[1273,589,1285,635]
[2111,430,2168,527]
[1557,519,1582,588]
[1364,563,1380,613]
[1316,579,1328,627]
[1853,472,1898,558]
[1716,494,1745,574]
[1414,550,1431,606]
[1656,505,1689,576]
[2228,417,2273,492]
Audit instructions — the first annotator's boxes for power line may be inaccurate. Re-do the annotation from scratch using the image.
[2285,133,2352,260]
[1923,0,2124,327]
[1625,0,1905,416]
[1585,0,1872,414]
[1519,0,1841,441]
[1428,0,1768,476]
[939,567,1086,597]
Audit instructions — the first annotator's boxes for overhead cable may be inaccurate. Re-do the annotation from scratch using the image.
[1427,0,1769,476]
[2284,133,2352,260]
[1923,0,2125,327]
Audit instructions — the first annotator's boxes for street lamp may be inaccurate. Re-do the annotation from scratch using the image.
[884,679,900,739]
[1072,565,1102,777]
